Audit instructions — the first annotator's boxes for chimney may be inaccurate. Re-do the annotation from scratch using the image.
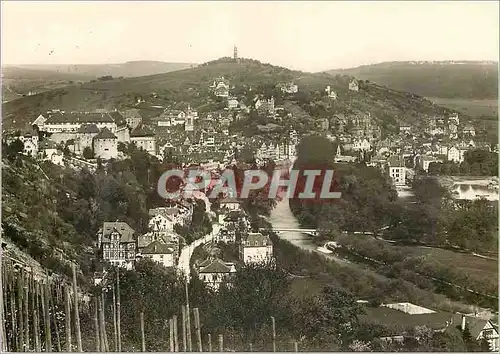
[461,314,466,331]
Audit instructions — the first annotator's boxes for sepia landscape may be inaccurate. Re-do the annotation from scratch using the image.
[1,1,498,352]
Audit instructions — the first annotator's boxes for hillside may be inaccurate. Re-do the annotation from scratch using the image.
[2,66,94,81]
[5,60,197,79]
[1,156,96,283]
[2,57,459,132]
[325,61,498,99]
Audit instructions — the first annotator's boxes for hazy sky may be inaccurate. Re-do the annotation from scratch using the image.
[2,1,499,72]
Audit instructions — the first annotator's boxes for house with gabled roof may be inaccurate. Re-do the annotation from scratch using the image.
[130,125,156,155]
[349,78,359,92]
[239,232,273,265]
[387,155,406,186]
[140,240,176,268]
[97,222,137,269]
[361,304,499,351]
[122,108,143,130]
[197,258,236,290]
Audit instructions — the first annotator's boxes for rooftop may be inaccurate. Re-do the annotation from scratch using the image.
[94,127,117,140]
[199,258,234,274]
[102,222,135,243]
[242,232,272,247]
[131,125,155,137]
[142,240,174,255]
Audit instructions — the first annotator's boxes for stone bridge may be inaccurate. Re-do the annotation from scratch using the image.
[259,227,319,237]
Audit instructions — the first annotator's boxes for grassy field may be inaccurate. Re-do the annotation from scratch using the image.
[341,234,498,294]
[427,97,498,118]
[405,246,498,285]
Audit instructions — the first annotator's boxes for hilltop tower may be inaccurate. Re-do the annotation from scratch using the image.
[233,45,239,62]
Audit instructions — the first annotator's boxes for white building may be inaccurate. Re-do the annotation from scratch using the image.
[41,111,117,134]
[140,240,176,268]
[463,124,476,137]
[325,86,338,99]
[227,98,239,109]
[399,126,412,134]
[20,132,39,157]
[130,125,156,155]
[239,232,273,265]
[220,197,242,211]
[419,155,440,172]
[349,79,359,92]
[97,222,137,270]
[185,105,195,132]
[387,155,406,186]
[197,258,236,290]
[93,128,118,160]
[278,82,298,94]
[122,108,143,130]
[148,213,175,232]
[351,138,371,151]
[448,112,460,126]
[447,146,465,163]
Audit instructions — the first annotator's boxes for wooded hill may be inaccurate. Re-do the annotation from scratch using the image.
[325,61,498,99]
[3,57,459,132]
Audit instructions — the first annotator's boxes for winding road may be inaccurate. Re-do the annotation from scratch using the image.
[177,223,221,282]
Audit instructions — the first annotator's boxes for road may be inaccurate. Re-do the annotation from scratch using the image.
[177,223,220,281]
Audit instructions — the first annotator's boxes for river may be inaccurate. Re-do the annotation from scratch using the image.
[268,157,360,268]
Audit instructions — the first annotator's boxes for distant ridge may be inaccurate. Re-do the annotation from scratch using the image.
[3,61,198,79]
[324,61,498,99]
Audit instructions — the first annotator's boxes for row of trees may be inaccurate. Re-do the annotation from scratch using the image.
[290,135,398,238]
[427,149,498,176]
[388,176,498,252]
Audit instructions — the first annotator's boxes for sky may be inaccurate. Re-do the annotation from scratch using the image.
[1,1,499,72]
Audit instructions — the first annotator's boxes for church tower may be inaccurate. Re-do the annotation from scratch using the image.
[185,104,194,132]
[233,45,238,62]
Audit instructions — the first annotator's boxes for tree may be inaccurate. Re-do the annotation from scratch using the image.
[82,146,94,159]
[4,139,24,160]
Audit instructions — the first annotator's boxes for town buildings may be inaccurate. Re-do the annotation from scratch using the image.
[97,222,137,270]
[197,258,237,290]
[278,82,298,94]
[140,240,176,268]
[130,125,156,155]
[93,127,118,159]
[387,155,406,186]
[349,79,359,92]
[239,232,273,265]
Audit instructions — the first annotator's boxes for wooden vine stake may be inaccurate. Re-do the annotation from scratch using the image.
[17,273,25,352]
[140,311,146,352]
[94,297,100,352]
[218,334,223,352]
[72,264,83,352]
[271,316,276,352]
[48,283,62,352]
[193,308,202,352]
[33,281,41,352]
[173,315,179,352]
[168,318,174,352]
[43,280,52,352]
[100,292,109,352]
[64,286,72,352]
[181,305,187,352]
[116,267,122,352]
[112,285,118,351]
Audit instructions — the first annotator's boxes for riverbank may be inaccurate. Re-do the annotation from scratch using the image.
[267,195,493,316]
